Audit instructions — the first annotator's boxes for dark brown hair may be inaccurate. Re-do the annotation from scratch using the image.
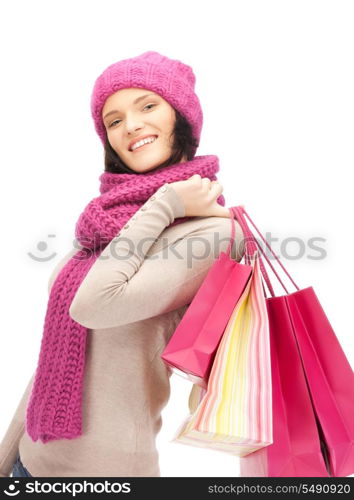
[103,109,199,174]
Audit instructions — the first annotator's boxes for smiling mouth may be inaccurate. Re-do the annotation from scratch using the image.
[130,136,158,152]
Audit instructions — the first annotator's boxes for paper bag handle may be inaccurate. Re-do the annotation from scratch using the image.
[231,205,300,297]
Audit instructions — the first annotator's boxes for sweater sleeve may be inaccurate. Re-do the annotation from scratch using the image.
[0,244,87,477]
[69,183,245,329]
[0,373,34,477]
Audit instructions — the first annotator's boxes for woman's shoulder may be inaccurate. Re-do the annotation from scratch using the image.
[163,214,245,262]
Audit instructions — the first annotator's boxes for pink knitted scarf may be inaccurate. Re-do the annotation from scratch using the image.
[25,154,225,443]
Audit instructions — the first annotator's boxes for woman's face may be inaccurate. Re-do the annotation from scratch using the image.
[102,87,184,173]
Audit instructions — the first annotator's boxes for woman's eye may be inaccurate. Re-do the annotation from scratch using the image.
[108,104,156,128]
[143,103,156,111]
[109,119,121,127]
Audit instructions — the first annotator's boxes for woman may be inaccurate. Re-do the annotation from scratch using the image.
[0,51,244,477]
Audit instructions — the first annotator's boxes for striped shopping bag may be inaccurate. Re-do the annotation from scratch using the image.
[172,250,273,456]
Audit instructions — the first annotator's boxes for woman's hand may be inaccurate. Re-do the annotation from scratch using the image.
[168,174,231,218]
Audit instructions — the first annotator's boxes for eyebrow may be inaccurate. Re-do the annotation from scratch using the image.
[103,93,157,121]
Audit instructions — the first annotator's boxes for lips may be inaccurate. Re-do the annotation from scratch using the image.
[128,135,158,152]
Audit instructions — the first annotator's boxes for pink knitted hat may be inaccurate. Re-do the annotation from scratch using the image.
[90,50,203,155]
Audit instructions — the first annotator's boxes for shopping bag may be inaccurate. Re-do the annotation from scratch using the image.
[161,207,252,388]
[172,248,273,456]
[283,290,354,477]
[233,206,354,477]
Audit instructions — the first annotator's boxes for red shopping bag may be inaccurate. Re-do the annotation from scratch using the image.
[161,208,252,388]
[240,309,329,477]
[281,286,354,477]
[232,206,354,477]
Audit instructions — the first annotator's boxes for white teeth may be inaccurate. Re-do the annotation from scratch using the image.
[131,136,157,151]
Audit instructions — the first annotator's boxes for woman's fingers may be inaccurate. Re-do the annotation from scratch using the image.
[210,181,223,197]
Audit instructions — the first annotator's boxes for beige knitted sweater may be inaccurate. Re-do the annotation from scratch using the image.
[0,183,244,477]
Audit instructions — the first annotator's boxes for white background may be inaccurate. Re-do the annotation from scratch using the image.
[0,0,353,478]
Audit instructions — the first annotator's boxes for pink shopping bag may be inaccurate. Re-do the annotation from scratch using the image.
[233,206,354,477]
[172,249,273,456]
[161,208,252,388]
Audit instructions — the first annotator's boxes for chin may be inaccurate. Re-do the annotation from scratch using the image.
[131,155,171,173]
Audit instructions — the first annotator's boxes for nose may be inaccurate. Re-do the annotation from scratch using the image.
[125,114,144,135]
